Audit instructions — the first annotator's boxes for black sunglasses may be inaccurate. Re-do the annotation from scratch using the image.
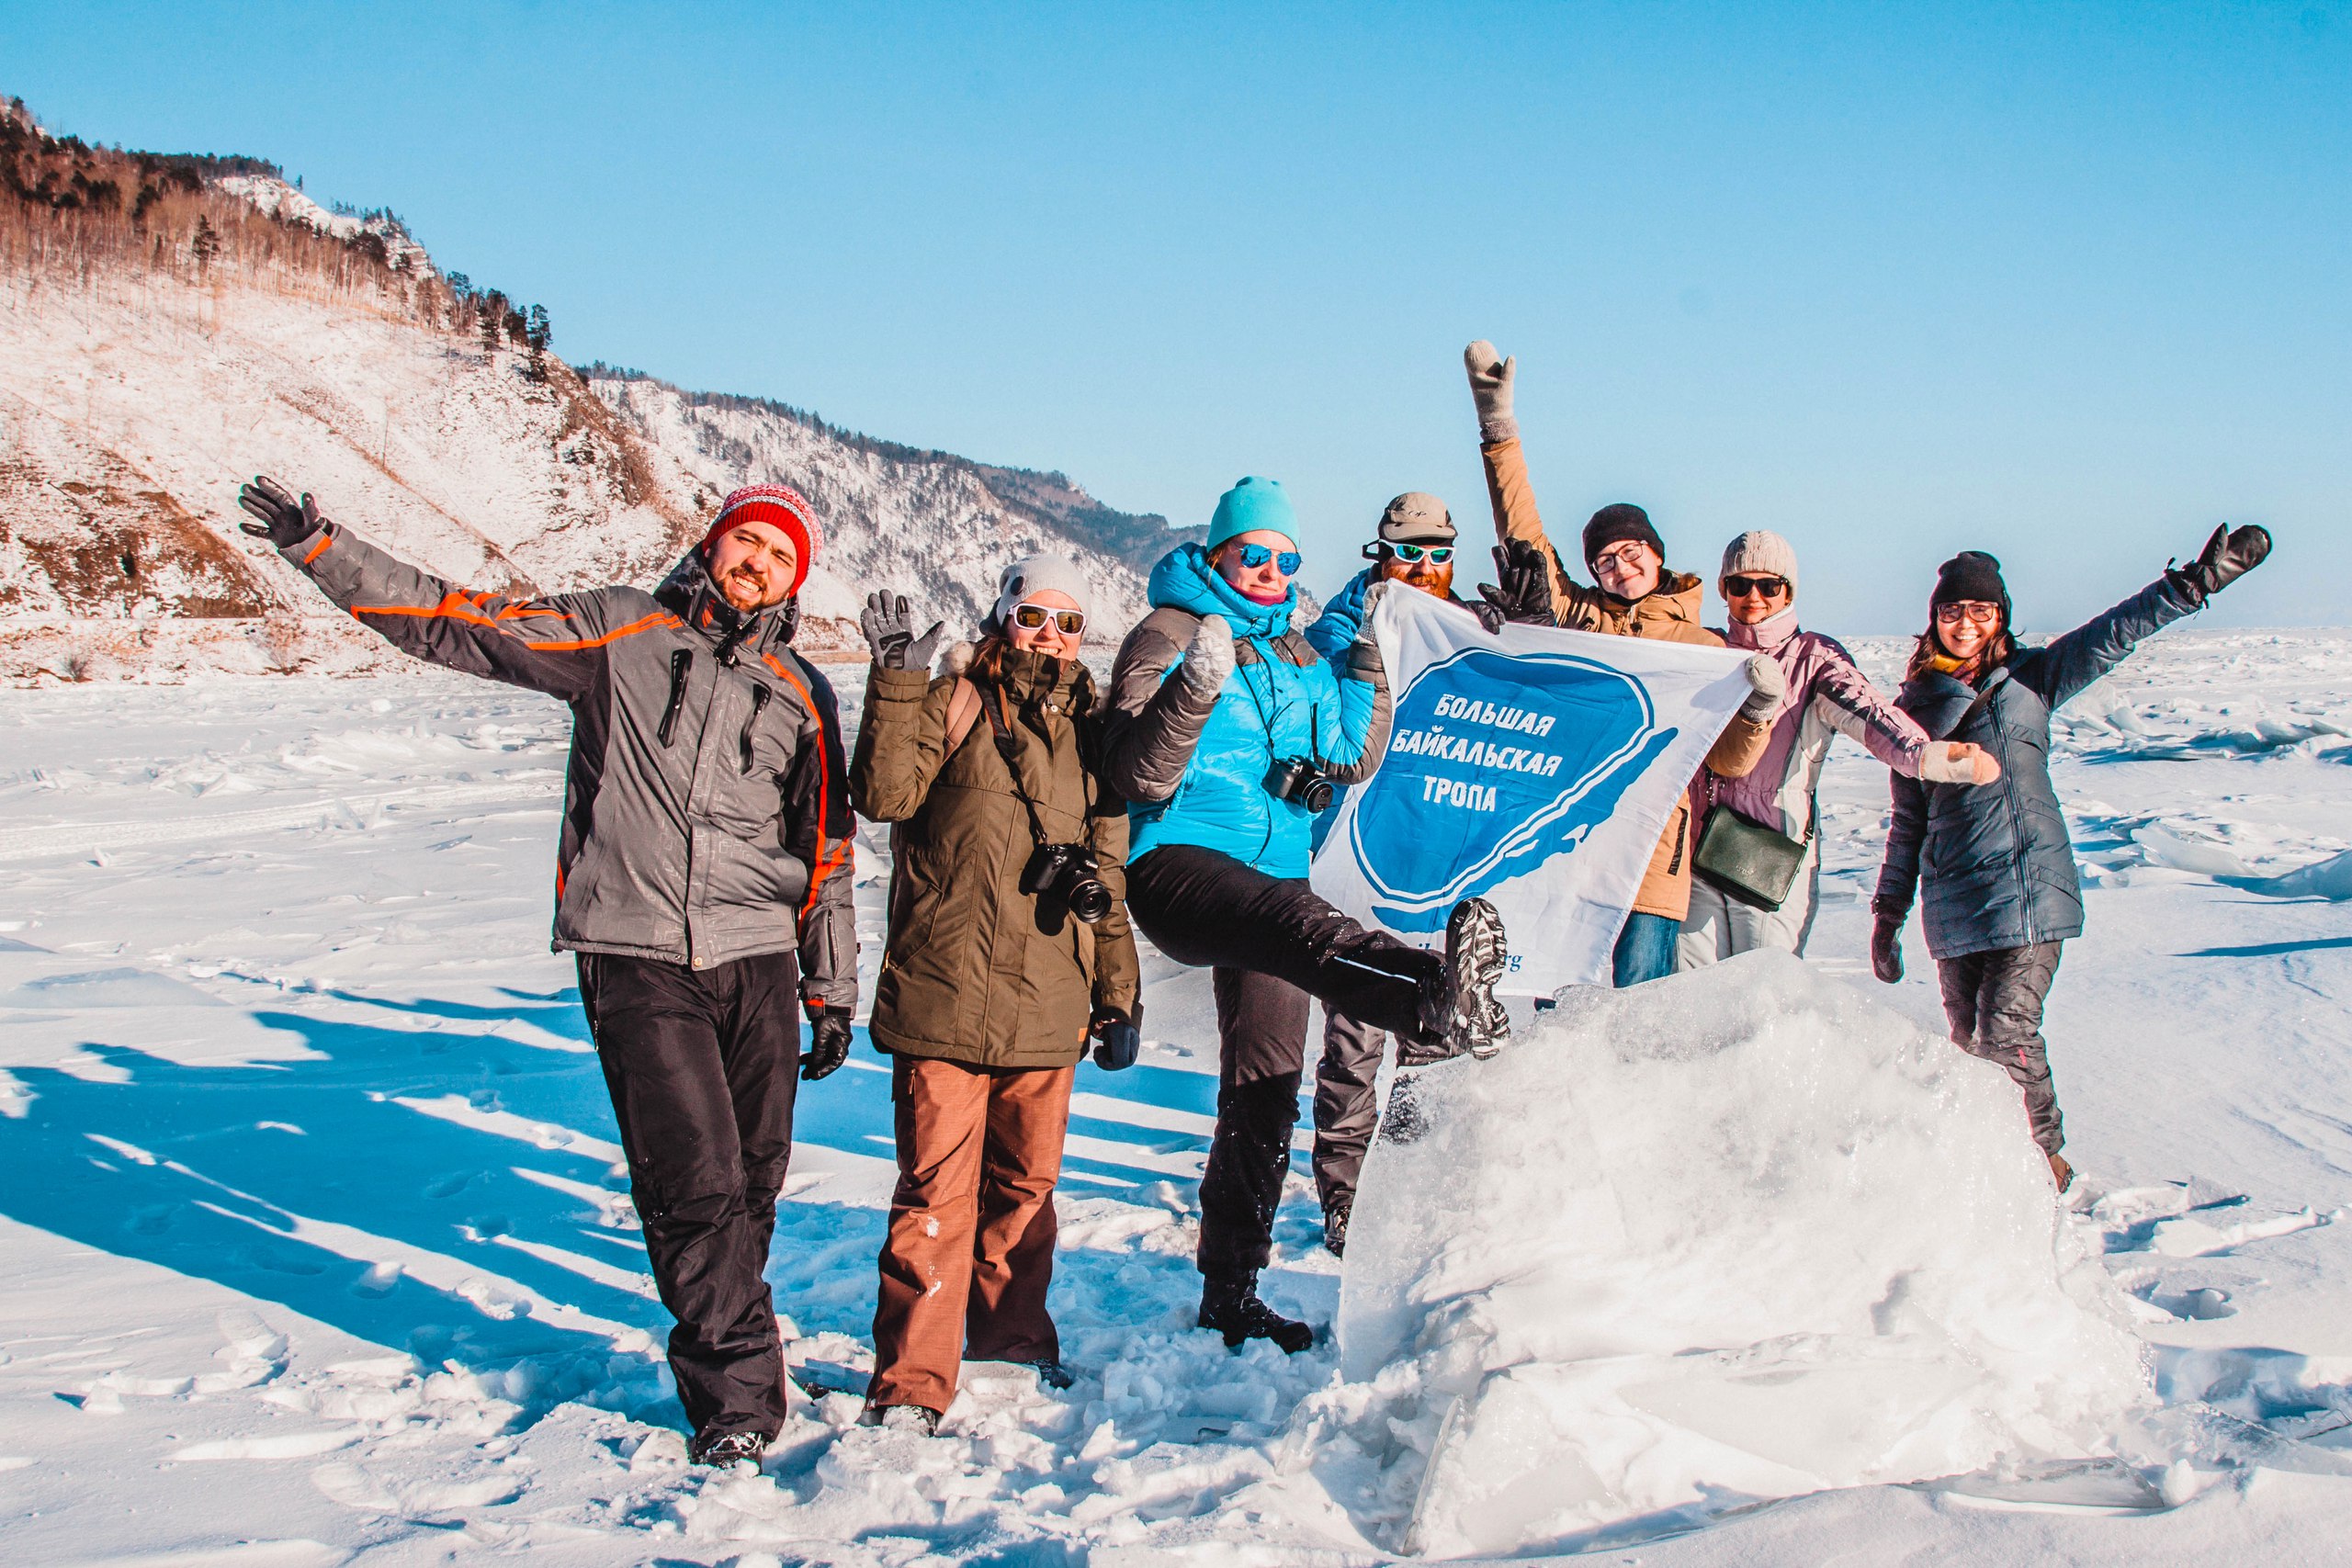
[1723,574,1791,598]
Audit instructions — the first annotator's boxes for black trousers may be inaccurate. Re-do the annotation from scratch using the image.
[1936,941,2064,1156]
[1128,844,1440,1278]
[1311,1010,1387,1215]
[576,950,800,1438]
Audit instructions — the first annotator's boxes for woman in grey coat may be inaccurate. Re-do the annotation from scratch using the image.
[1872,526,2271,1191]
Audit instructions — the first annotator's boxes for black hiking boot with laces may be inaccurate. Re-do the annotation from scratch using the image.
[688,1428,770,1467]
[1199,1270,1315,1354]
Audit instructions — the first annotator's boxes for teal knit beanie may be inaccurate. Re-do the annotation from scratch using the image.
[1205,476,1299,552]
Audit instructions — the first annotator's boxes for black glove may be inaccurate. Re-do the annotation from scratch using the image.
[2167,524,2273,605]
[1090,1005,1140,1072]
[1870,902,1905,985]
[801,1008,854,1080]
[860,591,946,672]
[1476,540,1557,626]
[236,475,328,548]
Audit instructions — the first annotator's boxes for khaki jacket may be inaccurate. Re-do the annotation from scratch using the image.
[852,647,1141,1068]
[1479,435,1770,920]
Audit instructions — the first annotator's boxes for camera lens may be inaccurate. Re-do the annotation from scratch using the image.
[1297,774,1335,813]
[1066,877,1112,924]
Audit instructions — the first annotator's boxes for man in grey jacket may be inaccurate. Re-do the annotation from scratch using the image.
[237,476,855,1466]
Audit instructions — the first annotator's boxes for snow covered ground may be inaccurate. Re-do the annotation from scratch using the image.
[3,626,2349,1565]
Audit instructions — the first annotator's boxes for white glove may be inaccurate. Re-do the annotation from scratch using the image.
[1918,740,2002,785]
[1355,580,1393,641]
[1179,614,1235,697]
[1464,341,1517,443]
[1737,653,1786,721]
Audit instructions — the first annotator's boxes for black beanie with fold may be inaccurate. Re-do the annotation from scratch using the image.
[1581,503,1666,571]
[1930,550,2011,621]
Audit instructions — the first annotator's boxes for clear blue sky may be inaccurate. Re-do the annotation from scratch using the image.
[8,2,2346,630]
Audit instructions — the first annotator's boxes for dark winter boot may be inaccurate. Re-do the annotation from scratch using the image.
[688,1428,771,1467]
[1418,898,1510,1060]
[1198,1271,1315,1354]
[1322,1192,1352,1258]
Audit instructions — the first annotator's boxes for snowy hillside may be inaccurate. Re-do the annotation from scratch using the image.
[0,99,1187,682]
[3,628,2350,1564]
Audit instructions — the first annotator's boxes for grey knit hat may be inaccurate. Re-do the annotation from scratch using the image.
[989,553,1092,631]
[1377,492,1454,546]
[1720,529,1799,596]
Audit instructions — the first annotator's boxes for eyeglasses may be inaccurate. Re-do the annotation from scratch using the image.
[1388,543,1453,565]
[1722,574,1790,598]
[1234,543,1304,576]
[1012,603,1086,635]
[1933,602,2002,626]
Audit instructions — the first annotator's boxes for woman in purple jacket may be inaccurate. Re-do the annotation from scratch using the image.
[1679,530,2000,968]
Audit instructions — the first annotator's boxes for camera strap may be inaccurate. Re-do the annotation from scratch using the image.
[980,683,1068,851]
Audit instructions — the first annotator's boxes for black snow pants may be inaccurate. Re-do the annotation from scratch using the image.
[1127,844,1442,1279]
[576,950,800,1438]
[1935,941,2064,1156]
[1311,1010,1387,1216]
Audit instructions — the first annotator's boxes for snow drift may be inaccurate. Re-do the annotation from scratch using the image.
[1329,953,2151,1557]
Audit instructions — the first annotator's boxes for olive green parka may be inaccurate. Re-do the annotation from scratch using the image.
[852,645,1140,1068]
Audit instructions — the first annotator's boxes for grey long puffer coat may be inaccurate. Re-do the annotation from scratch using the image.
[1875,574,2199,961]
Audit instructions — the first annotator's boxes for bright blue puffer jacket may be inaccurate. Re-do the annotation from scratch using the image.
[1103,545,1390,878]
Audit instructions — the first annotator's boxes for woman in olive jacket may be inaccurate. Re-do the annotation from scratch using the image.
[849,556,1141,1430]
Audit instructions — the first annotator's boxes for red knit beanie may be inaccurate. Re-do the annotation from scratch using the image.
[702,484,820,598]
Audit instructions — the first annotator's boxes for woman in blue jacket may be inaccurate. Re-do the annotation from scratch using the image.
[1105,477,1510,1352]
[1873,527,2271,1190]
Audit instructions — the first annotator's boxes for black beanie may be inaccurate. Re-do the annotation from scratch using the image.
[1582,503,1666,570]
[1930,550,2010,620]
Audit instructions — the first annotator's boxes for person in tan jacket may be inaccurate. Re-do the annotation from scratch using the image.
[1463,341,1779,986]
[849,555,1141,1433]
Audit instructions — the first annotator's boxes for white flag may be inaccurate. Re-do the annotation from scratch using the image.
[1310,590,1750,994]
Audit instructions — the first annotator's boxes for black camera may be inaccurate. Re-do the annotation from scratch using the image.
[1021,842,1113,924]
[1263,756,1335,814]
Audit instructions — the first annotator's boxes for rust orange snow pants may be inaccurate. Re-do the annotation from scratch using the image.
[865,1055,1074,1414]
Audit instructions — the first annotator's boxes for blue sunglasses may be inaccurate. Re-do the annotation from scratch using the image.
[1233,542,1304,576]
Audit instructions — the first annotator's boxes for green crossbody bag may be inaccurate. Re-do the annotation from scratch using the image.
[1692,798,1816,913]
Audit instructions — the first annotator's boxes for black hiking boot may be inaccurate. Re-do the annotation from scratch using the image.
[1199,1271,1315,1354]
[1322,1192,1352,1258]
[1022,1359,1076,1391]
[688,1428,770,1467]
[855,1401,943,1435]
[1417,897,1510,1060]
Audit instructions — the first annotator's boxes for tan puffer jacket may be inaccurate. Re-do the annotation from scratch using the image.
[1479,435,1771,920]
[852,644,1141,1067]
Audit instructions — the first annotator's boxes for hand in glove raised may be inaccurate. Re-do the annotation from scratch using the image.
[800,1008,854,1080]
[1737,653,1787,721]
[236,475,329,549]
[1476,540,1556,626]
[1178,613,1236,697]
[2169,524,2273,604]
[1463,341,1517,443]
[1917,740,2001,785]
[860,591,945,672]
[1870,903,1905,985]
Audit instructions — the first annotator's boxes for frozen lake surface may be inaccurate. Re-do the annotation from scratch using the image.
[3,628,2350,1564]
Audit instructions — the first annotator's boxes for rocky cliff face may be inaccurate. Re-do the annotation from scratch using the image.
[0,97,1190,681]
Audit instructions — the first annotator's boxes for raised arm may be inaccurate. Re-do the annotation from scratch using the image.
[1464,343,1594,626]
[2029,525,2271,710]
[1102,611,1230,805]
[240,477,625,703]
[850,665,956,823]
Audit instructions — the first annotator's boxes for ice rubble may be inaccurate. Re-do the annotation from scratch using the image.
[1327,952,2152,1558]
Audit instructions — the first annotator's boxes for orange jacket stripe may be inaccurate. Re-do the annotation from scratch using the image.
[762,651,850,919]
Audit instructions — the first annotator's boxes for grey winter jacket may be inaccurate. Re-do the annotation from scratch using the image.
[1875,574,2199,962]
[278,520,856,1006]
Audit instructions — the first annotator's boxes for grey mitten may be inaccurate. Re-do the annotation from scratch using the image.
[236,476,328,548]
[1179,614,1235,697]
[1464,341,1518,443]
[860,591,945,671]
[1354,579,1393,638]
[1737,653,1787,721]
